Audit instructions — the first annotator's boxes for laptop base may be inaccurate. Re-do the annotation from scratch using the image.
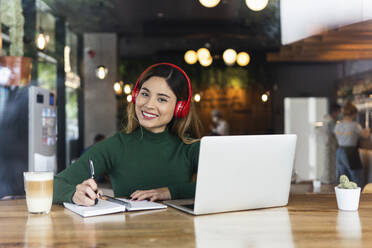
[164,199,195,215]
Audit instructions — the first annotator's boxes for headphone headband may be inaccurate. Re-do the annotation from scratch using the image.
[131,62,192,118]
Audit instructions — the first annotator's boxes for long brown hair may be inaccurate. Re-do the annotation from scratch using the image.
[124,64,203,144]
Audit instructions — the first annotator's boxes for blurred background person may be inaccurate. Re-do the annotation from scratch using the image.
[210,109,229,136]
[334,101,370,187]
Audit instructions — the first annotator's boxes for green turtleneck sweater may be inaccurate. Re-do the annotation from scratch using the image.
[53,127,200,203]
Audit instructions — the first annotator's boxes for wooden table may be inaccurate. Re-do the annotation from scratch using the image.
[1,194,372,247]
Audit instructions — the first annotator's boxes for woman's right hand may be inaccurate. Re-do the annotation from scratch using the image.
[72,179,102,206]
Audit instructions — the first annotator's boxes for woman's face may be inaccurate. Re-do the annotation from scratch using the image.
[135,76,177,133]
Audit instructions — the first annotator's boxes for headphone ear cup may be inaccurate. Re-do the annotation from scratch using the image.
[174,100,191,118]
[174,101,185,118]
[181,102,190,118]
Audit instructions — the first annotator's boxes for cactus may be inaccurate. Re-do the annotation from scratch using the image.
[337,175,358,189]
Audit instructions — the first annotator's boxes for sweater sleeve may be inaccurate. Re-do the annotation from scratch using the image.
[168,141,200,199]
[53,137,115,204]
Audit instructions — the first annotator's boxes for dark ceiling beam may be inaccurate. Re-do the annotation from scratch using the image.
[142,20,256,37]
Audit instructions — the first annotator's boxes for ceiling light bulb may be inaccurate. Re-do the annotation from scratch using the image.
[124,84,131,94]
[194,93,201,102]
[199,0,220,8]
[36,33,47,50]
[199,56,213,67]
[237,52,250,66]
[114,82,121,94]
[127,95,132,102]
[223,49,237,66]
[197,48,211,62]
[245,0,269,11]
[184,50,198,64]
[261,93,268,102]
[96,65,108,80]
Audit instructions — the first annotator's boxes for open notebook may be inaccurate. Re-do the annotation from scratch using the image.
[63,196,167,217]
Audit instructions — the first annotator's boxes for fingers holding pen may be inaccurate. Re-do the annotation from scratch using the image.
[85,178,98,191]
[72,179,100,206]
[73,188,96,206]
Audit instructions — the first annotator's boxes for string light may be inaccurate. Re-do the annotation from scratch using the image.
[186,48,252,67]
[194,93,201,102]
[261,93,268,102]
[184,50,198,64]
[199,56,213,67]
[36,33,47,50]
[262,91,270,102]
[197,48,211,61]
[114,82,121,94]
[223,49,237,66]
[123,84,131,94]
[96,65,108,80]
[127,95,132,102]
[236,52,250,66]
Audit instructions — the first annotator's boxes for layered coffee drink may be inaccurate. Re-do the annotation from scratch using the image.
[24,172,54,214]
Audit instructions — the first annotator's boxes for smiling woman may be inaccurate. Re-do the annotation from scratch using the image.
[53,63,203,206]
[127,63,202,143]
[134,76,177,133]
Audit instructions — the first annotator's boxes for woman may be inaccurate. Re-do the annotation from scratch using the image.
[53,63,203,206]
[334,101,370,187]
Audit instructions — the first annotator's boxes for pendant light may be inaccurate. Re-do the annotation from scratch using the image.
[245,0,269,11]
[199,0,220,8]
[95,35,108,80]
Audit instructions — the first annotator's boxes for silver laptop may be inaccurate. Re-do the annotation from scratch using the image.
[164,134,297,215]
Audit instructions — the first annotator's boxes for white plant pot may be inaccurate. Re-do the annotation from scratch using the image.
[335,187,361,211]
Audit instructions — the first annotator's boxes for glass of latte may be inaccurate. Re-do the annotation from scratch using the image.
[23,172,54,214]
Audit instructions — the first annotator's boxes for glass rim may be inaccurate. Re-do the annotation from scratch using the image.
[23,171,54,180]
[23,171,54,174]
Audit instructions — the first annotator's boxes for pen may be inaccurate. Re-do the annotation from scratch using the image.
[88,158,99,205]
[102,195,132,208]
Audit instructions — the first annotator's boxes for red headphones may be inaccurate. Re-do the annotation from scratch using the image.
[131,63,192,118]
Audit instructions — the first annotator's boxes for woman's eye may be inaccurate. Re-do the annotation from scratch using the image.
[140,92,149,97]
[158,98,168,103]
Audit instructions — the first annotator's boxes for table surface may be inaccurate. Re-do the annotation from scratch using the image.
[1,194,372,248]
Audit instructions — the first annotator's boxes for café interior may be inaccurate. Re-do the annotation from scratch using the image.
[2,0,372,247]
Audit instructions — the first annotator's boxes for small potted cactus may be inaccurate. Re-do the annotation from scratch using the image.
[335,175,361,211]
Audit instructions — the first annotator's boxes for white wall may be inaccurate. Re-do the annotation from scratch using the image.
[83,33,117,147]
[281,0,372,45]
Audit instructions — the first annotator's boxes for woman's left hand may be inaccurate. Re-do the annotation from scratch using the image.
[130,187,171,201]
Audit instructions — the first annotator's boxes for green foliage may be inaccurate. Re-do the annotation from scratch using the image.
[338,175,358,189]
[38,61,57,91]
[0,0,24,56]
[66,88,78,120]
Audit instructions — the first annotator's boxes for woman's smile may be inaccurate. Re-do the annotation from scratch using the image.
[141,110,158,120]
